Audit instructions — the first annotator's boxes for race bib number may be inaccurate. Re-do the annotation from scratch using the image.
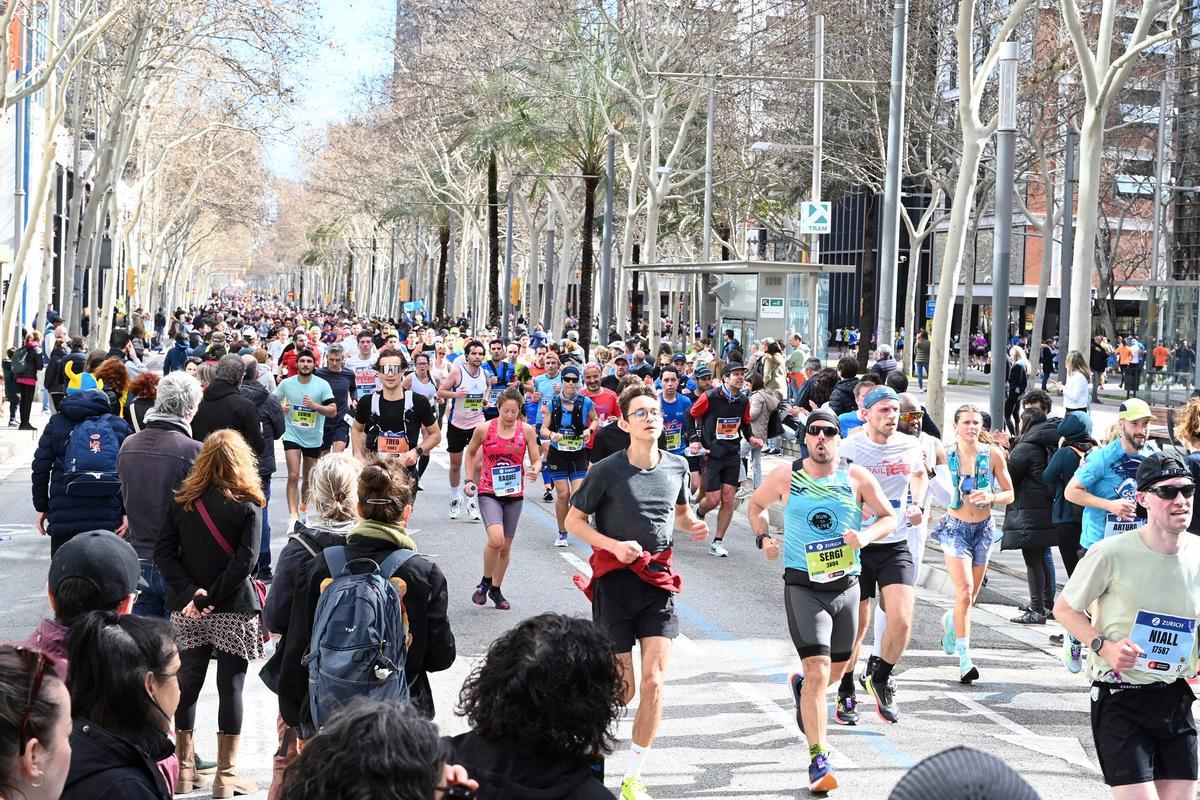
[664,421,683,452]
[557,430,584,451]
[354,369,378,398]
[491,464,522,497]
[377,431,408,457]
[291,406,317,428]
[716,417,740,440]
[1130,610,1196,678]
[1105,477,1146,539]
[463,393,484,412]
[489,384,504,404]
[804,536,857,583]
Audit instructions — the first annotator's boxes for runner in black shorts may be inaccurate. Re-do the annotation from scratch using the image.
[568,384,708,800]
[282,441,322,460]
[1055,453,1200,799]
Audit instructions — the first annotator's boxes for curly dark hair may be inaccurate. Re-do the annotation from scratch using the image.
[457,613,623,760]
[808,368,841,407]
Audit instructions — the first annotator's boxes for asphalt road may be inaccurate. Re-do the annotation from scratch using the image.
[0,405,1113,799]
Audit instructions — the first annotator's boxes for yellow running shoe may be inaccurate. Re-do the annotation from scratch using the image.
[621,776,653,800]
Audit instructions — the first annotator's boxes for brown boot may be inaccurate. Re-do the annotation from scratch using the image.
[174,729,208,793]
[212,732,258,798]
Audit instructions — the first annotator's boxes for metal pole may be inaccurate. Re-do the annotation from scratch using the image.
[502,187,514,340]
[1151,76,1169,343]
[599,133,615,343]
[543,210,556,330]
[990,42,1018,429]
[1058,129,1077,383]
[876,0,908,356]
[701,71,717,326]
[806,16,825,355]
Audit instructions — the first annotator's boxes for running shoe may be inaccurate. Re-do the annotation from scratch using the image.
[555,531,570,548]
[542,488,554,503]
[1010,608,1046,624]
[833,691,859,726]
[488,586,511,610]
[857,654,880,691]
[959,659,979,684]
[735,485,752,500]
[620,776,652,800]
[1062,635,1083,674]
[808,753,838,794]
[941,611,955,656]
[471,583,488,606]
[466,497,481,521]
[709,540,729,558]
[449,498,463,520]
[788,672,804,732]
[864,673,899,724]
[1049,633,1064,645]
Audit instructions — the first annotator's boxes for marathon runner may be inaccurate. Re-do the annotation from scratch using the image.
[315,344,354,455]
[685,365,714,497]
[541,364,598,547]
[273,349,336,527]
[344,330,380,400]
[835,386,927,724]
[482,338,518,421]
[657,366,693,464]
[567,384,709,800]
[1054,453,1200,800]
[582,362,620,437]
[463,387,542,610]
[532,350,567,503]
[351,347,441,488]
[438,339,489,521]
[689,360,763,557]
[930,404,1014,683]
[747,408,897,793]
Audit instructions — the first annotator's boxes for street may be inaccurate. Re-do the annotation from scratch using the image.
[0,421,1109,799]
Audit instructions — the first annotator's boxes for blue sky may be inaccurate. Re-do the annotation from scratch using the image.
[263,0,395,179]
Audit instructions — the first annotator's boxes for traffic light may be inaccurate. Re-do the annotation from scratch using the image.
[510,277,522,307]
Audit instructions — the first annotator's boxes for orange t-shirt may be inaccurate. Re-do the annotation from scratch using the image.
[1116,345,1132,366]
[1154,345,1170,368]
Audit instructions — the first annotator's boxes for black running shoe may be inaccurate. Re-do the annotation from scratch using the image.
[858,654,879,692]
[834,691,859,726]
[865,672,899,724]
[488,586,511,610]
[542,488,554,503]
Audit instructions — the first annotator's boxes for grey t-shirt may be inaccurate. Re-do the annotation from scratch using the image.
[572,450,689,554]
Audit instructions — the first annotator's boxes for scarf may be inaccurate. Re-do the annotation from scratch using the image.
[142,409,193,438]
[347,520,418,551]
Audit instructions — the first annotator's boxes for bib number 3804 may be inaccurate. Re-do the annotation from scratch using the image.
[804,536,856,583]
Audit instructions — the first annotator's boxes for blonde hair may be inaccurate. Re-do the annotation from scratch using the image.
[308,454,362,524]
[196,362,216,388]
[1008,346,1029,371]
[1066,350,1090,380]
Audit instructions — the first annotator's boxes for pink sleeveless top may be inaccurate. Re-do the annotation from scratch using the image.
[478,419,528,498]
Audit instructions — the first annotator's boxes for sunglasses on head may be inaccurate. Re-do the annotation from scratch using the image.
[805,424,839,438]
[1146,483,1196,501]
[15,647,56,754]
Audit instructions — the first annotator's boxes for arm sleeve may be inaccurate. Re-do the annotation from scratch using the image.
[278,560,323,727]
[241,405,265,455]
[205,503,262,607]
[153,506,198,602]
[30,427,55,512]
[1043,449,1069,491]
[265,397,287,440]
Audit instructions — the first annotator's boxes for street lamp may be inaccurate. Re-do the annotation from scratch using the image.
[989,41,1018,429]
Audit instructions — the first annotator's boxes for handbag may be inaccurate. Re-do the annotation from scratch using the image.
[195,498,270,642]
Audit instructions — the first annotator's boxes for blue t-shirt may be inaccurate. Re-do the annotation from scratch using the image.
[273,375,335,449]
[659,394,693,454]
[533,373,563,424]
[547,394,595,451]
[838,411,864,438]
[1076,437,1156,549]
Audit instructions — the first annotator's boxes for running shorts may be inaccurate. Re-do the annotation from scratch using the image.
[477,494,522,538]
[446,423,475,454]
[686,453,705,473]
[283,441,322,460]
[783,569,859,662]
[322,419,350,449]
[591,568,679,652]
[703,453,741,492]
[546,447,589,483]
[1091,679,1198,786]
[859,540,917,599]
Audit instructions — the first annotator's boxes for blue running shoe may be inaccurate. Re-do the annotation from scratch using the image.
[788,672,804,732]
[808,753,838,793]
[941,611,955,656]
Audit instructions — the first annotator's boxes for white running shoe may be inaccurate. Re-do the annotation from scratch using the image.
[466,497,481,521]
[709,540,729,558]
[555,531,570,548]
[449,498,463,520]
[1062,634,1083,674]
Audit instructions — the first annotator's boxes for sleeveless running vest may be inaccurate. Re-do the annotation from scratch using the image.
[478,419,528,498]
[783,461,863,578]
[410,372,437,403]
[947,444,993,510]
[449,363,488,429]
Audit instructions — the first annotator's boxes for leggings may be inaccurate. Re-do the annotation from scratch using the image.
[1057,520,1082,577]
[175,645,249,734]
[1021,547,1054,613]
[17,383,35,426]
[1004,394,1022,435]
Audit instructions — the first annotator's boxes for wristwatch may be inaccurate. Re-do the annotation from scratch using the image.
[755,532,772,550]
[415,446,425,458]
[1090,635,1107,654]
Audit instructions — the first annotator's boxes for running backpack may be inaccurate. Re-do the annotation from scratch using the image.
[549,395,586,437]
[62,415,122,497]
[303,546,415,735]
[365,390,415,452]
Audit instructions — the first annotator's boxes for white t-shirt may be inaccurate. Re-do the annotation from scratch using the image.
[344,355,379,400]
[839,428,924,545]
[1064,371,1090,409]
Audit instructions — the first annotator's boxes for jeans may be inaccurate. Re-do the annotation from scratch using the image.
[259,475,273,572]
[133,559,171,620]
[916,362,928,390]
[740,440,763,487]
[1041,369,1051,391]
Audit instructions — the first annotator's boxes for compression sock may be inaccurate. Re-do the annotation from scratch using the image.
[955,637,971,670]
[872,605,887,658]
[838,672,854,695]
[873,658,895,686]
[451,485,462,501]
[809,743,827,760]
[624,741,649,780]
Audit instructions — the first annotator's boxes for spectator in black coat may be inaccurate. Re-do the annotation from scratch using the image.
[1089,335,1109,402]
[1004,346,1029,435]
[1000,408,1059,624]
[239,355,285,576]
[190,354,265,454]
[1044,411,1093,577]
[827,356,860,415]
[43,326,70,411]
[12,332,43,429]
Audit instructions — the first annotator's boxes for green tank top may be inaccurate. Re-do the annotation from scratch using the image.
[783,461,863,582]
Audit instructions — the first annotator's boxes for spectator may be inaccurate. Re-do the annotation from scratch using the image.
[43,326,70,412]
[154,428,265,796]
[1062,350,1090,414]
[0,645,73,800]
[448,613,621,800]
[744,373,778,491]
[1089,335,1109,402]
[827,356,860,415]
[117,372,204,619]
[190,354,266,455]
[1044,411,1094,577]
[1174,398,1200,537]
[1004,346,1029,435]
[760,339,786,394]
[104,328,147,382]
[870,344,898,377]
[240,355,286,579]
[123,371,160,432]
[1039,338,1057,391]
[60,612,178,800]
[281,698,477,800]
[12,331,43,430]
[92,356,130,418]
[913,330,931,391]
[1001,407,1059,624]
[163,333,191,375]
[279,460,455,729]
[31,376,132,555]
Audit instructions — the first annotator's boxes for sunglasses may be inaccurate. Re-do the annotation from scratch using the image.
[805,424,839,438]
[16,647,55,754]
[437,787,476,799]
[562,376,579,383]
[899,411,924,422]
[380,364,403,375]
[1146,484,1196,501]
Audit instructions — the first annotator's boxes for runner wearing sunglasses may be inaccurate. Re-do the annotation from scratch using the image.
[747,408,896,793]
[352,349,441,495]
[1054,453,1200,799]
[541,365,598,548]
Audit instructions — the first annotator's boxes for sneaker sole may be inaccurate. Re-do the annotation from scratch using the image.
[471,592,486,606]
[959,666,979,684]
[809,771,839,793]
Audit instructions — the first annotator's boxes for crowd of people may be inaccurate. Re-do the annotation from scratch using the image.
[2,295,1199,800]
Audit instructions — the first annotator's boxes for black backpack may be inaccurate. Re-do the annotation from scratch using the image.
[364,390,416,452]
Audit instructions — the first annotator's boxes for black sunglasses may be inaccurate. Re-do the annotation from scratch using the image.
[1146,484,1196,501]
[16,647,54,754]
[805,424,839,438]
[562,376,579,382]
[437,786,476,799]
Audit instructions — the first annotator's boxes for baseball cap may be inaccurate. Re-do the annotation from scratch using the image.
[725,361,748,372]
[48,530,142,606]
[671,352,686,363]
[863,385,900,409]
[1118,398,1153,421]
[613,353,629,363]
[561,364,581,380]
[805,408,840,432]
[1136,452,1192,492]
[568,330,579,341]
[210,331,227,344]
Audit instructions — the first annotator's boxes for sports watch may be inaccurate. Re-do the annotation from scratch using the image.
[1089,635,1107,654]
[755,532,771,550]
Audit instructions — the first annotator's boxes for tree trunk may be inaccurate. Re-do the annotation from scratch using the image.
[903,235,925,375]
[487,152,500,326]
[631,244,641,330]
[1030,216,1054,346]
[958,213,982,384]
[436,223,449,319]
[1067,110,1105,355]
[578,174,598,356]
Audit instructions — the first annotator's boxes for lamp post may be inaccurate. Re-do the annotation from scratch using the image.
[876,0,909,357]
[989,41,1018,429]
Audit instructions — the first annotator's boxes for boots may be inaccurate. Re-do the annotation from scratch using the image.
[212,732,257,798]
[174,729,208,793]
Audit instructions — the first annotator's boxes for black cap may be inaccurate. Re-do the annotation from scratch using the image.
[724,361,748,372]
[48,530,141,606]
[1136,452,1193,492]
[889,746,1039,800]
[805,408,840,431]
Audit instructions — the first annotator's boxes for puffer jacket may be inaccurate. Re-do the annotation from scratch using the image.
[828,377,859,415]
[748,389,781,441]
[30,391,132,541]
[240,378,285,476]
[1000,418,1059,550]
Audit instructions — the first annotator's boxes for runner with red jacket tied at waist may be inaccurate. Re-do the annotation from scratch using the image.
[567,383,708,800]
[688,361,763,557]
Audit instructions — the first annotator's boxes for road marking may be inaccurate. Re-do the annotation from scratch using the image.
[947,691,1097,771]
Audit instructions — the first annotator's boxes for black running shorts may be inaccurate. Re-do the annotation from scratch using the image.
[686,453,705,474]
[446,423,475,454]
[283,441,322,460]
[1091,679,1198,786]
[783,570,860,662]
[703,453,741,492]
[859,540,917,599]
[591,568,679,653]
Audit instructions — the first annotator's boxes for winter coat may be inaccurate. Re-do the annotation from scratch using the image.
[240,378,285,476]
[761,353,787,393]
[828,377,859,415]
[748,389,781,441]
[447,731,615,800]
[117,419,203,560]
[262,522,348,635]
[1090,341,1109,373]
[154,488,263,614]
[1007,362,1028,399]
[14,342,41,382]
[1000,419,1059,550]
[30,391,132,540]
[59,720,172,800]
[44,343,68,393]
[871,357,898,377]
[123,396,154,432]
[190,379,265,454]
[162,340,190,374]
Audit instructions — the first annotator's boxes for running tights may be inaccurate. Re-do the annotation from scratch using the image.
[174,645,249,734]
[1057,521,1082,577]
[1021,547,1054,614]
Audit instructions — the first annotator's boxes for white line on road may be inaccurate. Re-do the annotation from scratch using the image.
[947,691,1097,771]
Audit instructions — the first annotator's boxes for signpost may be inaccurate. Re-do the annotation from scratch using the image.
[760,297,785,319]
[799,201,831,235]
[925,299,935,319]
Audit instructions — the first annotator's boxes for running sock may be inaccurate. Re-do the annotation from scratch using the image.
[808,743,827,760]
[955,637,971,670]
[872,605,887,658]
[873,658,895,686]
[624,741,649,780]
[480,576,493,589]
[451,485,462,501]
[838,672,854,695]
